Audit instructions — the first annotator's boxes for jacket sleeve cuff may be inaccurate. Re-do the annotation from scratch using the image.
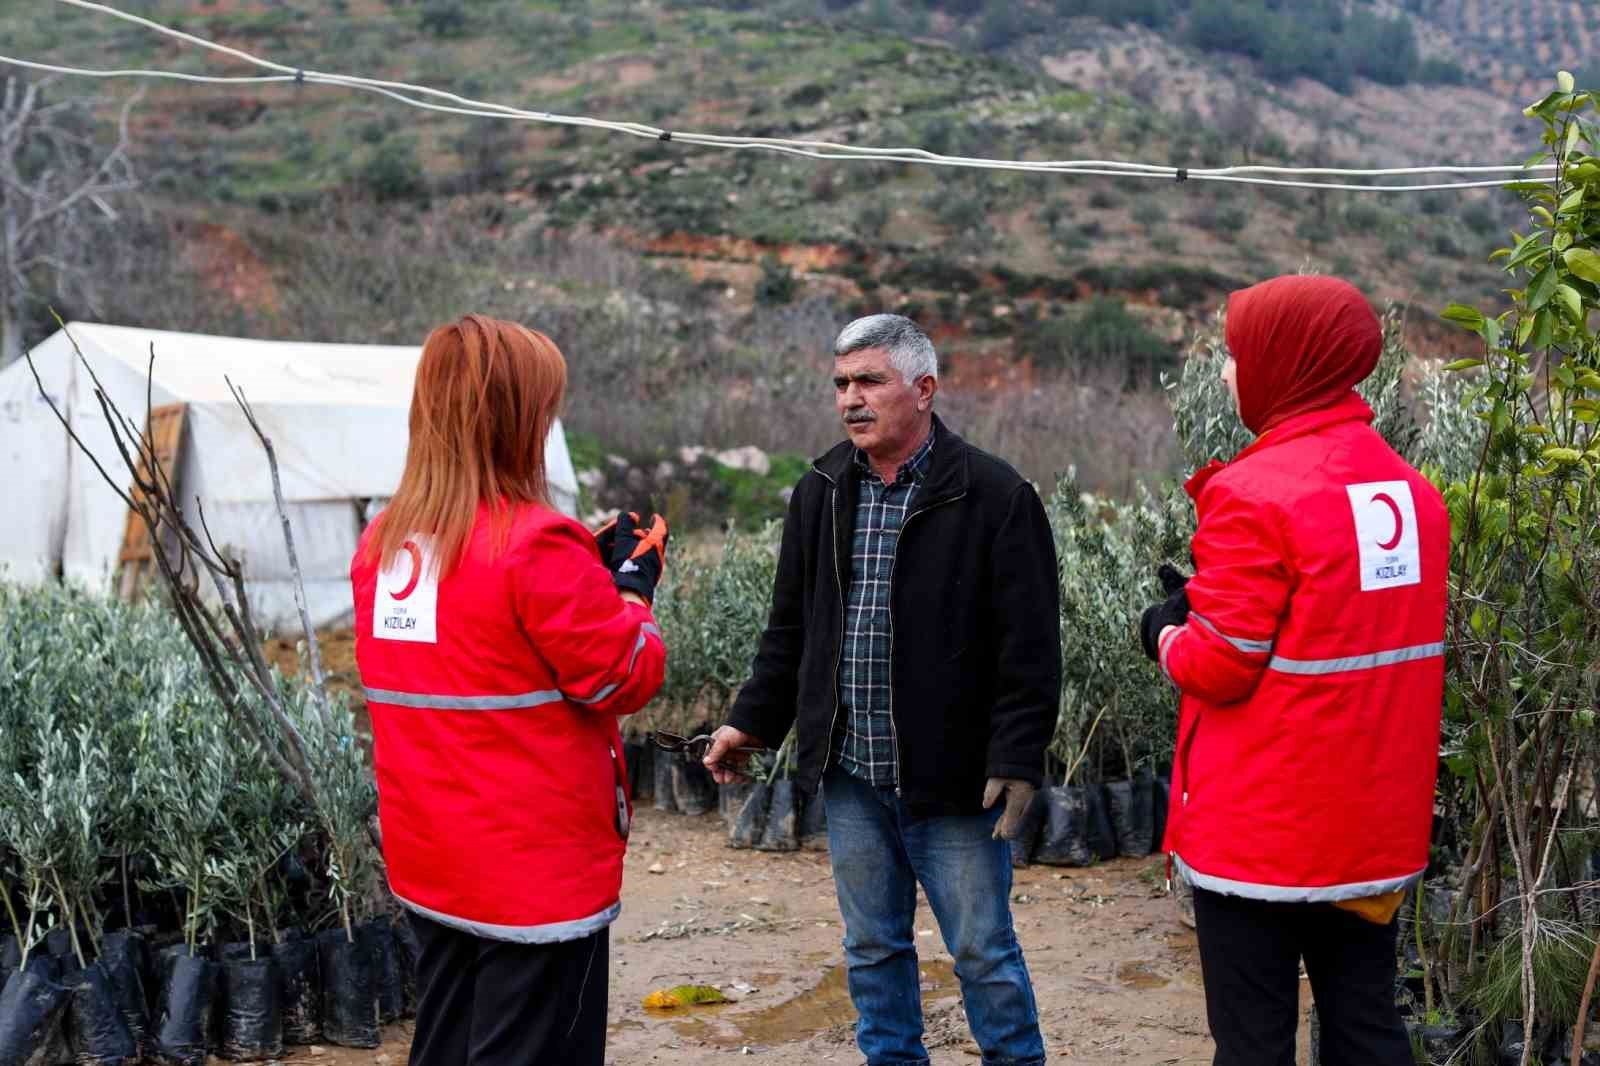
[726,706,777,749]
[984,761,1045,789]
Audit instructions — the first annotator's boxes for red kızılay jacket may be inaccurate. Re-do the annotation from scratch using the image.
[351,502,664,942]
[1158,393,1448,902]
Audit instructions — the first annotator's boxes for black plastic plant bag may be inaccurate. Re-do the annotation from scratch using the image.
[1406,1019,1465,1062]
[624,738,653,803]
[359,919,404,1024]
[1497,1020,1527,1066]
[1,935,19,974]
[718,780,754,828]
[0,968,70,1066]
[672,759,716,817]
[757,780,800,852]
[797,789,828,850]
[1151,775,1170,854]
[652,754,678,813]
[1008,788,1050,868]
[43,967,77,1066]
[133,937,161,1022]
[151,951,215,1066]
[269,938,320,1045]
[20,956,62,985]
[1085,785,1117,861]
[1032,785,1093,867]
[42,932,74,963]
[64,962,137,1066]
[729,781,770,849]
[219,958,281,1062]
[1105,772,1157,858]
[96,932,147,1053]
[389,917,421,1018]
[316,929,379,1049]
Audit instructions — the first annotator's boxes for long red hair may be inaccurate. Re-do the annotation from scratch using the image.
[366,314,567,576]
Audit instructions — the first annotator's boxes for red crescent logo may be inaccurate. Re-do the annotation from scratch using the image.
[389,541,423,600]
[1371,493,1404,551]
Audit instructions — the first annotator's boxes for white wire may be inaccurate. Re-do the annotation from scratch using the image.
[0,56,293,85]
[22,0,1563,193]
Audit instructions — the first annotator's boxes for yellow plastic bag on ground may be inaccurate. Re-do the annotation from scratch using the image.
[641,985,729,1010]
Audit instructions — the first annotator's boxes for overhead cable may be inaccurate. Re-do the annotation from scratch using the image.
[8,0,1564,194]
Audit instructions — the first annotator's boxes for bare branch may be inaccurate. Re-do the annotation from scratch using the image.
[227,376,333,731]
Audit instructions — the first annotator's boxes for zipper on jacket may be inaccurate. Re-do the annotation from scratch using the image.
[886,491,967,798]
[609,743,630,839]
[823,482,848,783]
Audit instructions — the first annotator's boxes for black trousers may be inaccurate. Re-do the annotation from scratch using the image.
[1192,888,1411,1066]
[408,912,609,1066]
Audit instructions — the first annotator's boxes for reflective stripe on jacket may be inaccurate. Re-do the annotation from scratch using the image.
[1160,394,1447,902]
[351,502,665,941]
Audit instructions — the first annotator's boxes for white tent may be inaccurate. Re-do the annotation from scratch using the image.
[0,323,579,628]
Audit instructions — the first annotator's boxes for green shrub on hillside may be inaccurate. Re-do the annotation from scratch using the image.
[1025,298,1174,384]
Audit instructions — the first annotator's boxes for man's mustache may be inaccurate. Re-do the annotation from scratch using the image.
[844,409,876,425]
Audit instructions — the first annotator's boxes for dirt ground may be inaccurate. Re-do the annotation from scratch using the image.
[260,807,1321,1066]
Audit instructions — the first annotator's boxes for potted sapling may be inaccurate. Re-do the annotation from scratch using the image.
[283,681,382,1049]
[36,726,139,1066]
[0,722,79,1062]
[213,740,303,1062]
[138,694,233,1066]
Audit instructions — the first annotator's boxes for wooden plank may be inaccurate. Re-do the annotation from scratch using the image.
[116,403,187,600]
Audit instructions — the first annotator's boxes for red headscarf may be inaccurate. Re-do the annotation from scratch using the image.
[1225,275,1382,436]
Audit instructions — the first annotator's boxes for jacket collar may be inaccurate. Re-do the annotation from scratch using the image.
[1185,392,1374,501]
[816,413,969,506]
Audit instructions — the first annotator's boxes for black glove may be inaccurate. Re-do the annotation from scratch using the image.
[605,511,669,604]
[1140,567,1191,662]
[593,514,622,560]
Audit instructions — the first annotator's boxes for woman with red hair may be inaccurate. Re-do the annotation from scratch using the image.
[352,314,667,1066]
[1139,277,1448,1065]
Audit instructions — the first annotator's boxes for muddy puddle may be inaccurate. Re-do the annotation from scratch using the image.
[1116,960,1170,989]
[665,959,960,1048]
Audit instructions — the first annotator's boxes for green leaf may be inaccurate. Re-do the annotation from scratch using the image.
[1525,90,1563,118]
[1529,309,1555,350]
[1441,304,1486,331]
[1527,265,1559,310]
[1541,446,1583,464]
[1564,248,1600,284]
[1442,358,1484,372]
[1554,284,1584,322]
[1558,71,1576,94]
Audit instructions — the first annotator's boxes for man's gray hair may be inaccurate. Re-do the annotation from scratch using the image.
[833,314,938,383]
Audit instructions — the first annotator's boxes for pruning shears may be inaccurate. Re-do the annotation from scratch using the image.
[652,730,764,768]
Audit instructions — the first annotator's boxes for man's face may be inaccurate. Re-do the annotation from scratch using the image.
[833,347,934,457]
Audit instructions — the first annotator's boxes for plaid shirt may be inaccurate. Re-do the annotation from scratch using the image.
[832,428,936,786]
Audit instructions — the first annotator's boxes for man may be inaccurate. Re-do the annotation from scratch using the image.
[1139,276,1448,1065]
[704,314,1058,1066]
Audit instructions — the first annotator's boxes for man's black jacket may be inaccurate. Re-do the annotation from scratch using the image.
[726,415,1061,816]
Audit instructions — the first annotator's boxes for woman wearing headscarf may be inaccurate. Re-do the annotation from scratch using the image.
[1138,276,1448,1065]
[352,315,667,1066]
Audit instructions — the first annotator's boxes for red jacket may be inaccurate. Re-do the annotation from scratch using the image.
[352,503,664,942]
[1158,394,1447,902]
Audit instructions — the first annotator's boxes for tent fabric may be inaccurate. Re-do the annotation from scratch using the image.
[0,323,580,628]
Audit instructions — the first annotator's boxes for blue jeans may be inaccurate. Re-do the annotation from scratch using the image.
[823,767,1046,1066]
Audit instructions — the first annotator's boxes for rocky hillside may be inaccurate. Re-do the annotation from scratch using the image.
[2,0,1592,507]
